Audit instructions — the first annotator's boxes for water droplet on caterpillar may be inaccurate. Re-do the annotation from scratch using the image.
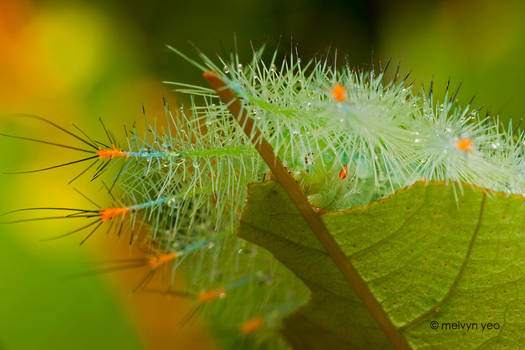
[237,63,243,72]
[167,197,178,208]
[306,102,312,111]
[252,109,262,120]
[270,64,276,73]
[223,65,230,73]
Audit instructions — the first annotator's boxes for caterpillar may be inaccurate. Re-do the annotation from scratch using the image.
[3,44,524,349]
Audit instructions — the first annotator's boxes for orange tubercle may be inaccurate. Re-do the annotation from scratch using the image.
[197,287,227,302]
[148,252,178,269]
[97,147,127,159]
[339,164,348,180]
[241,317,264,334]
[99,207,128,222]
[456,138,473,152]
[332,84,346,102]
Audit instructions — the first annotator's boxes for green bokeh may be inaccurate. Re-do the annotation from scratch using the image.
[0,232,144,350]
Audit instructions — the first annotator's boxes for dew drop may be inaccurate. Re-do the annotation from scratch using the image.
[167,197,178,208]
[270,64,276,73]
[237,63,243,72]
[223,65,230,73]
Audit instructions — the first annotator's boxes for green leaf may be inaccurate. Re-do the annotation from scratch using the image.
[238,180,525,349]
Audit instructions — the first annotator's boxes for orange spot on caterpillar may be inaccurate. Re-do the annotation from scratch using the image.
[332,84,346,102]
[456,138,473,152]
[421,177,427,182]
[339,164,348,180]
[97,147,127,159]
[99,207,128,221]
[148,252,178,269]
[197,287,227,302]
[241,317,264,334]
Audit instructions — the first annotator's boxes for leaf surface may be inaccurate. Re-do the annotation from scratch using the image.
[238,181,525,349]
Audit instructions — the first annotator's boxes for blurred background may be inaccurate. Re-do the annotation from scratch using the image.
[1,0,524,349]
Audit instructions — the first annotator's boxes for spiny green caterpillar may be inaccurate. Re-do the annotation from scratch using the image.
[3,45,525,349]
